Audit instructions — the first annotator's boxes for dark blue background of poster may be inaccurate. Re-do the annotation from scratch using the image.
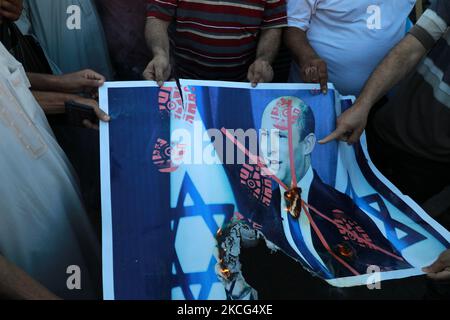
[108,87,172,299]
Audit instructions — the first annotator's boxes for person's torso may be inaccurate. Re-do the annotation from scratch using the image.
[171,0,270,80]
[375,30,450,163]
[306,0,415,95]
[20,0,114,78]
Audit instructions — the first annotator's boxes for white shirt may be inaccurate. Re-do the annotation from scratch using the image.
[287,0,416,95]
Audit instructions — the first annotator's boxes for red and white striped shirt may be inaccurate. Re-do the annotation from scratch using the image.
[147,0,287,80]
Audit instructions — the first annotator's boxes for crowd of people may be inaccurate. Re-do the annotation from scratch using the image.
[0,0,449,299]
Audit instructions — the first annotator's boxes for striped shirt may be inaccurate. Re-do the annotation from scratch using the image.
[374,0,450,163]
[147,0,287,80]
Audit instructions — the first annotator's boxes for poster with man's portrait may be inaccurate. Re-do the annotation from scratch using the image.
[100,80,450,300]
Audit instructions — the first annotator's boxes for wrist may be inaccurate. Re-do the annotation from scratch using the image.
[353,98,373,114]
[51,74,70,93]
[254,57,272,65]
[152,48,168,59]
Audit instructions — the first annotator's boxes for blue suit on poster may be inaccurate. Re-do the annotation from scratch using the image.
[267,171,412,279]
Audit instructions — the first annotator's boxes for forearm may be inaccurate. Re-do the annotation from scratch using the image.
[356,34,428,110]
[0,255,59,300]
[145,17,171,57]
[255,28,283,63]
[32,91,79,114]
[284,27,319,66]
[27,73,65,92]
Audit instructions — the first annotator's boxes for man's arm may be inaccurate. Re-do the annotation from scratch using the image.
[284,27,327,93]
[0,255,59,300]
[32,91,81,114]
[320,34,427,145]
[0,0,23,22]
[32,91,109,129]
[248,28,282,87]
[142,17,171,86]
[350,34,426,111]
[423,249,450,281]
[27,70,105,94]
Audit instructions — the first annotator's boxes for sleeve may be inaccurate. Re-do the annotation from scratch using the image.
[429,0,450,25]
[262,0,288,29]
[14,1,32,36]
[147,0,178,21]
[286,0,318,31]
[408,0,450,49]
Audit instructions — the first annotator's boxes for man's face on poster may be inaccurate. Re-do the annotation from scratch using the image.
[260,97,316,186]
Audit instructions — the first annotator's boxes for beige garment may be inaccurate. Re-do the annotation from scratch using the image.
[0,42,100,299]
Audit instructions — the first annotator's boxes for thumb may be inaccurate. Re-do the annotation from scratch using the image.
[250,64,263,87]
[94,106,111,122]
[84,70,105,82]
[82,70,105,87]
[143,62,156,81]
[423,259,445,274]
[318,63,328,95]
[247,64,255,82]
[81,78,104,89]
[155,64,165,87]
[347,128,363,145]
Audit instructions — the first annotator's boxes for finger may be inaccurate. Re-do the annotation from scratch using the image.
[309,66,319,83]
[319,129,342,144]
[78,71,105,93]
[81,78,104,90]
[302,66,312,83]
[0,1,22,18]
[423,260,446,274]
[164,65,172,84]
[252,75,263,87]
[318,63,328,95]
[91,91,99,100]
[247,65,255,86]
[93,106,110,122]
[80,99,110,122]
[319,125,349,144]
[263,65,274,83]
[84,70,105,83]
[250,66,263,87]
[143,64,156,81]
[155,65,165,87]
[82,119,95,129]
[1,0,21,12]
[347,128,364,145]
[0,9,19,20]
[426,270,450,281]
[83,119,99,131]
[252,74,263,87]
[319,77,328,95]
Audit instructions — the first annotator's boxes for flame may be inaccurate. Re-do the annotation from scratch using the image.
[220,268,231,278]
[337,244,353,258]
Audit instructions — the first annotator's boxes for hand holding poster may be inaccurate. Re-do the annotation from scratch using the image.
[100,80,450,300]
